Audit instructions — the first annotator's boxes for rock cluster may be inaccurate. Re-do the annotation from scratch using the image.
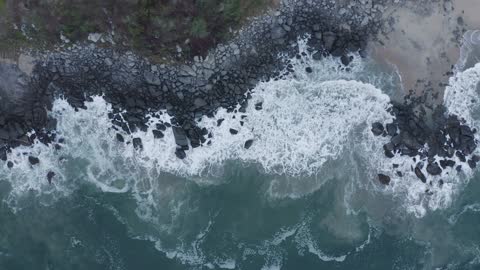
[373,103,478,185]
[1,0,387,162]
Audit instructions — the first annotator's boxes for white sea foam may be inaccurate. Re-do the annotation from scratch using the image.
[3,38,480,268]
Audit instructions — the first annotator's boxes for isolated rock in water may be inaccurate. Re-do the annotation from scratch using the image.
[175,148,186,159]
[305,67,313,73]
[47,171,55,184]
[217,119,225,127]
[229,128,239,135]
[132,138,143,150]
[426,163,442,175]
[28,156,39,165]
[440,159,455,169]
[244,139,254,149]
[7,161,13,168]
[378,174,391,185]
[255,102,263,111]
[415,167,427,183]
[371,122,384,136]
[116,133,124,142]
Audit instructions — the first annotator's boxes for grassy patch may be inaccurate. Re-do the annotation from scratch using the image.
[191,17,209,38]
[0,0,5,13]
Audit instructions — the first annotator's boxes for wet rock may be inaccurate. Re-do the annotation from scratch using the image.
[378,174,391,185]
[323,32,336,51]
[440,159,455,169]
[172,127,189,149]
[244,139,254,149]
[371,122,384,136]
[415,167,427,183]
[152,130,164,139]
[116,133,125,142]
[7,161,13,168]
[194,98,207,108]
[468,159,477,169]
[384,149,394,158]
[175,148,186,159]
[456,151,466,162]
[28,156,40,165]
[156,123,167,131]
[132,138,143,150]
[340,55,353,66]
[230,128,239,135]
[255,102,263,111]
[305,67,313,73]
[426,163,442,176]
[386,123,397,136]
[217,119,225,127]
[47,171,55,184]
[439,179,444,187]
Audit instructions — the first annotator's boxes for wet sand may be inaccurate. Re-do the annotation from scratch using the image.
[372,0,480,101]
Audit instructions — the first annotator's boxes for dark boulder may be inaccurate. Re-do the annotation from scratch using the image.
[47,171,55,184]
[172,127,189,149]
[255,102,263,111]
[175,148,186,159]
[386,123,397,136]
[378,174,391,185]
[116,133,125,142]
[244,139,254,149]
[415,167,427,183]
[305,67,313,73]
[152,130,164,139]
[156,123,167,131]
[426,163,442,176]
[440,159,455,169]
[217,119,224,127]
[371,122,384,136]
[340,55,353,66]
[384,149,394,158]
[28,156,40,165]
[468,159,477,169]
[229,129,239,135]
[7,161,13,168]
[456,151,466,162]
[133,138,143,150]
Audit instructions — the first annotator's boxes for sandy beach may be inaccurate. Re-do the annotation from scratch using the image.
[372,0,480,101]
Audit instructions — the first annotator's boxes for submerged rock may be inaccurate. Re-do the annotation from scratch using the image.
[378,174,391,185]
[28,156,39,165]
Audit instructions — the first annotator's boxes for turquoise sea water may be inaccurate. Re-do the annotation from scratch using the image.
[2,37,480,269]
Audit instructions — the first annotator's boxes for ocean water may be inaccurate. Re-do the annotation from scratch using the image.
[2,38,480,270]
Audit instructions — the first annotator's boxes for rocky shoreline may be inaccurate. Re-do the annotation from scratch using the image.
[0,0,383,159]
[1,0,476,187]
[372,101,478,186]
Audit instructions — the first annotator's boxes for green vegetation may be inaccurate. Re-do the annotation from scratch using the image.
[0,0,5,13]
[191,17,209,38]
[0,0,274,62]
